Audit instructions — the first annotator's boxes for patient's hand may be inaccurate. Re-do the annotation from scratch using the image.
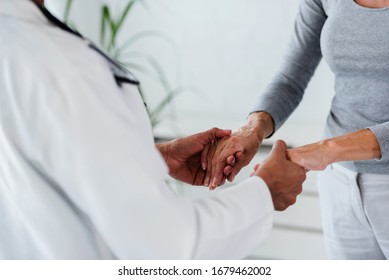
[202,129,262,189]
[157,128,233,186]
[201,112,274,189]
[288,129,382,171]
[287,141,329,171]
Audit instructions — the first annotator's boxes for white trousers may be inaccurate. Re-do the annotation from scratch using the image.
[318,164,389,260]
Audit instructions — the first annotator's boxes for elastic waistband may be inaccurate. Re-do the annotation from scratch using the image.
[331,163,389,180]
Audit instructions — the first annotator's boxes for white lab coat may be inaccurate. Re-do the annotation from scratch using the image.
[0,0,274,259]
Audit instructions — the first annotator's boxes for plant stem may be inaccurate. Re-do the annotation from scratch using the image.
[64,0,74,23]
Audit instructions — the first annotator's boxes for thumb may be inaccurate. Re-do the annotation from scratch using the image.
[201,127,231,144]
[215,128,232,139]
[271,140,287,158]
[253,163,261,172]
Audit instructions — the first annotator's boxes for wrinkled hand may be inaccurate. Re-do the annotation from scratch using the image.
[287,141,329,171]
[201,112,274,189]
[202,128,262,189]
[254,140,306,211]
[157,128,232,186]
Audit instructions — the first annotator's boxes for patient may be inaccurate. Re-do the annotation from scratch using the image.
[205,0,389,260]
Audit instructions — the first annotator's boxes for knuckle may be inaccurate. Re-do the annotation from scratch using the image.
[276,204,287,211]
[274,199,286,211]
[288,196,297,205]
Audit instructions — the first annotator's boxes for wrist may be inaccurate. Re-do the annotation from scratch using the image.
[322,138,342,165]
[324,129,381,164]
[316,139,334,167]
[256,168,274,191]
[246,111,275,140]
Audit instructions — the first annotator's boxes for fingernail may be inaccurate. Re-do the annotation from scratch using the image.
[212,178,218,187]
[201,162,207,171]
[204,177,210,186]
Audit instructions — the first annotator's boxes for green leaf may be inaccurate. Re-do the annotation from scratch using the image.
[123,62,163,84]
[67,0,185,129]
[117,30,180,55]
[115,0,137,33]
[109,0,136,51]
[123,51,173,94]
[63,0,74,24]
[100,5,111,47]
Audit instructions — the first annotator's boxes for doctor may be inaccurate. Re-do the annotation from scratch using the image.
[0,0,305,259]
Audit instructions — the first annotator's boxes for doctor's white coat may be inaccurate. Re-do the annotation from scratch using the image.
[0,0,273,259]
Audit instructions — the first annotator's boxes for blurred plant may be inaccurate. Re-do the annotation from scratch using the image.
[63,0,194,128]
[63,0,73,24]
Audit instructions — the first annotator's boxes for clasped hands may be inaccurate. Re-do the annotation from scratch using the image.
[157,126,312,211]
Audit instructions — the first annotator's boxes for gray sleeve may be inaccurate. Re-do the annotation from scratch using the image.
[252,0,327,133]
[369,123,389,162]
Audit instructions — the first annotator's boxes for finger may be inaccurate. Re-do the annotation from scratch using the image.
[227,152,244,181]
[205,141,217,187]
[209,138,245,188]
[226,155,236,166]
[200,127,231,145]
[227,163,245,182]
[215,128,232,139]
[283,195,298,210]
[250,164,260,176]
[223,165,233,177]
[194,169,206,186]
[274,200,288,211]
[269,140,287,161]
[235,151,244,161]
[210,156,228,188]
[253,163,260,172]
[287,195,297,206]
[286,149,292,160]
[211,176,227,190]
[201,143,211,171]
[273,140,287,152]
[210,149,242,187]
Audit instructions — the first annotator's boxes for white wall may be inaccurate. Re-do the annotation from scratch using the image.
[46,0,335,144]
[45,0,331,259]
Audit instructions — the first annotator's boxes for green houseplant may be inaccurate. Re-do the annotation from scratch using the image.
[63,0,192,128]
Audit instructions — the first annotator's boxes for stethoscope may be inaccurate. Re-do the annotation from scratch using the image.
[30,0,140,88]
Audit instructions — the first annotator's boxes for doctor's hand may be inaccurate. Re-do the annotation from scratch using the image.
[254,140,306,211]
[156,128,233,186]
[202,112,274,190]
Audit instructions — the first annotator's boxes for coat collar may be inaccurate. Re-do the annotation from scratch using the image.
[0,0,50,26]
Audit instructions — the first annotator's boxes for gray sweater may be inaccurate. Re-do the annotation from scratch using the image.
[253,0,389,174]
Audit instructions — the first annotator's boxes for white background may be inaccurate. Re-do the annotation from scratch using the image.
[46,0,335,143]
